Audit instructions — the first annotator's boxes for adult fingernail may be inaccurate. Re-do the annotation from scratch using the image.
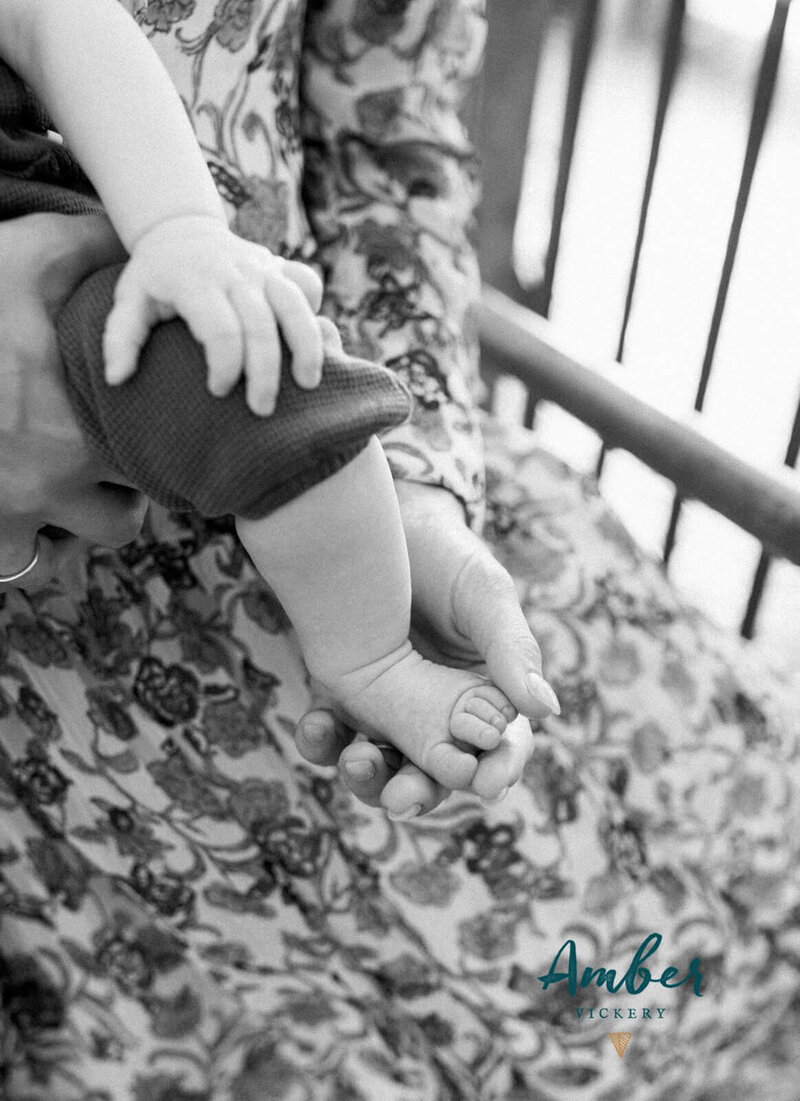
[303,722,327,745]
[524,673,561,716]
[345,760,376,783]
[387,803,423,822]
[482,785,510,807]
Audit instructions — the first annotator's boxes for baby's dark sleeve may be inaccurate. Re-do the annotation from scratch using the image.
[57,263,412,519]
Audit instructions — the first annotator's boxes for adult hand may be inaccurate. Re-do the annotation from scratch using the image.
[0,213,148,590]
[296,481,559,817]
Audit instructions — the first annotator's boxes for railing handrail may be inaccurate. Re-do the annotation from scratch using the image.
[479,285,800,566]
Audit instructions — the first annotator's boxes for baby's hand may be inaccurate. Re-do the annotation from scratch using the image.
[103,215,324,415]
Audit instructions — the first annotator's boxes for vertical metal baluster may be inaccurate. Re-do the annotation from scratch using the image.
[523,387,539,429]
[740,553,772,640]
[616,0,687,365]
[534,0,600,319]
[741,392,800,638]
[663,0,790,568]
[596,0,686,479]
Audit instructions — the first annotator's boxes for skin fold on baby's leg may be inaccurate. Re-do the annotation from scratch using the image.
[237,436,518,794]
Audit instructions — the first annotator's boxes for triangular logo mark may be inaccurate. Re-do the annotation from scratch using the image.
[608,1032,632,1058]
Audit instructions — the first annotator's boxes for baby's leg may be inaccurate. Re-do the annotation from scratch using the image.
[237,437,517,791]
[57,262,516,791]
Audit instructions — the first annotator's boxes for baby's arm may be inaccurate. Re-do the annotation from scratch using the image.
[0,0,322,413]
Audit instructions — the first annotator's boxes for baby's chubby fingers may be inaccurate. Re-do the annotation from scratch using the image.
[281,259,324,313]
[177,289,245,399]
[227,279,282,415]
[263,269,324,391]
[104,276,165,385]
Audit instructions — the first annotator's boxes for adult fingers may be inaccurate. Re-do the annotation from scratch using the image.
[0,529,82,593]
[0,476,146,595]
[50,483,148,549]
[0,526,42,586]
[294,708,389,802]
[455,556,560,721]
[294,710,448,817]
[263,271,323,391]
[338,741,398,807]
[378,759,449,819]
[227,280,281,414]
[339,742,449,817]
[295,708,357,767]
[281,259,324,313]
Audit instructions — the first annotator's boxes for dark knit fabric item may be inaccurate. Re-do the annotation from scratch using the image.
[58,264,412,518]
[0,61,101,220]
[0,60,412,518]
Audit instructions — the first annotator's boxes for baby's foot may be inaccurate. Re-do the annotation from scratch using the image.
[312,642,518,792]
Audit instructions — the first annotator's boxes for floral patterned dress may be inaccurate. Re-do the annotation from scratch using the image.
[1,3,799,1099]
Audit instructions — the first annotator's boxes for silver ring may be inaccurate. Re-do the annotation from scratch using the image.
[0,536,41,584]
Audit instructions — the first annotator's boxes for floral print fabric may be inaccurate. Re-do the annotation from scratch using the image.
[299,0,488,525]
[2,428,799,1100]
[128,0,487,524]
[2,1,800,1098]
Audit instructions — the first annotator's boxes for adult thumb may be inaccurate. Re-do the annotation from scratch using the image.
[461,563,560,721]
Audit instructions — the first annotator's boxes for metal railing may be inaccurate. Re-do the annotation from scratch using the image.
[477,0,799,639]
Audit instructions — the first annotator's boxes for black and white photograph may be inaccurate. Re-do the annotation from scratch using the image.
[0,1,798,1097]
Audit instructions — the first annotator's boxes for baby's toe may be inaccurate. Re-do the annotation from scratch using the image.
[423,741,479,790]
[450,711,503,750]
[468,684,517,722]
[463,695,509,732]
[451,684,517,749]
